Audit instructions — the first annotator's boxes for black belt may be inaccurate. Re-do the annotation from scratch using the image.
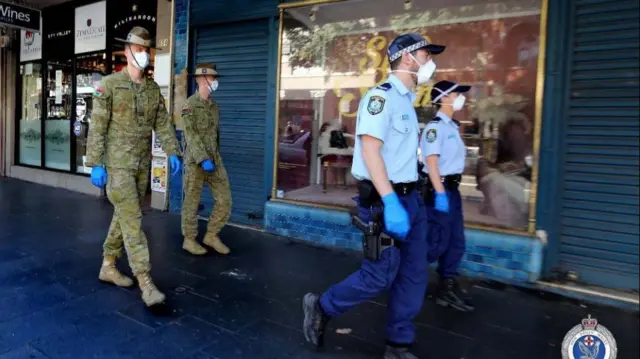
[360,180,418,196]
[428,174,462,190]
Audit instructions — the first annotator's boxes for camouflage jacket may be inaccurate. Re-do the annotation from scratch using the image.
[181,94,221,165]
[85,69,180,169]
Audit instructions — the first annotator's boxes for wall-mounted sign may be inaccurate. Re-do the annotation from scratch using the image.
[0,1,41,32]
[109,1,157,44]
[20,22,42,62]
[43,4,73,59]
[75,1,107,54]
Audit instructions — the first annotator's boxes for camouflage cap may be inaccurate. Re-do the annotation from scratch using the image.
[114,26,159,50]
[191,63,220,77]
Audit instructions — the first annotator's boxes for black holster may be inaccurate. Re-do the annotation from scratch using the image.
[352,181,396,260]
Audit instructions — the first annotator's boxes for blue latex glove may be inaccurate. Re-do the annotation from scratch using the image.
[381,192,411,240]
[201,159,215,173]
[169,155,182,177]
[435,192,450,213]
[90,166,107,188]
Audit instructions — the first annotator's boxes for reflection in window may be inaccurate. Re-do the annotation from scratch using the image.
[18,63,43,167]
[276,0,542,230]
[44,60,73,170]
[75,53,106,174]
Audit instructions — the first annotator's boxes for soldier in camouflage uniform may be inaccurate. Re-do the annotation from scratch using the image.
[86,27,182,307]
[180,63,232,256]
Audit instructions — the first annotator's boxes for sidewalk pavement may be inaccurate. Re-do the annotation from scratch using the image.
[0,177,638,359]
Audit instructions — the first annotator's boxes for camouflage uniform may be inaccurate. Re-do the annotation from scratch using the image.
[86,27,180,307]
[180,67,232,255]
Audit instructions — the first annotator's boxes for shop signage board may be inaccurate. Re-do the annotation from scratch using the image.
[75,1,107,54]
[109,1,158,41]
[0,1,40,32]
[43,4,73,59]
[20,21,42,62]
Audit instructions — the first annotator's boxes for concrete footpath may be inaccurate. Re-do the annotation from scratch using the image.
[0,177,638,359]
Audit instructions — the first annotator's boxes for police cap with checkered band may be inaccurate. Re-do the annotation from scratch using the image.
[387,33,445,62]
[430,80,471,104]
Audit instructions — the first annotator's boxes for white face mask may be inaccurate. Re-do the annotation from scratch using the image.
[452,94,466,111]
[132,51,149,70]
[208,79,219,92]
[411,54,436,85]
[391,54,437,85]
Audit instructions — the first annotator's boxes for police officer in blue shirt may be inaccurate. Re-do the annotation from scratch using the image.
[302,34,445,359]
[420,80,474,312]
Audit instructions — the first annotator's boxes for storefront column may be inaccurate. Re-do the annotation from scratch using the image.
[149,0,175,211]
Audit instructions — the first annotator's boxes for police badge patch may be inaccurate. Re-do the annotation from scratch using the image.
[367,96,385,115]
[562,315,617,359]
[426,129,437,143]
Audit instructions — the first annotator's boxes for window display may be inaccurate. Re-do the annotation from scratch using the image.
[75,53,107,174]
[44,60,73,170]
[275,0,542,230]
[18,63,43,167]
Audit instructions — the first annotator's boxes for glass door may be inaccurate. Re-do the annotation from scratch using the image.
[44,60,73,171]
[75,52,107,174]
[18,62,43,167]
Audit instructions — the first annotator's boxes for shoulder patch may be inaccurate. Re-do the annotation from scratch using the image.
[426,128,437,143]
[181,108,193,116]
[375,82,392,91]
[367,95,386,115]
[428,117,442,123]
[93,88,105,98]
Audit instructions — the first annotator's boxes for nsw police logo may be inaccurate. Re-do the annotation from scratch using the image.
[367,96,385,115]
[562,315,617,359]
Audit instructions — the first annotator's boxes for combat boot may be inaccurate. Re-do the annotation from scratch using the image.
[203,233,230,255]
[182,237,207,255]
[98,255,134,287]
[302,293,329,349]
[136,272,166,307]
[384,346,419,359]
[435,278,475,312]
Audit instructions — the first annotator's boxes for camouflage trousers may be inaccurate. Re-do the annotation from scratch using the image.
[103,166,151,275]
[181,162,232,239]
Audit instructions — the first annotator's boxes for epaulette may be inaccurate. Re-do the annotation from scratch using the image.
[428,117,442,123]
[375,82,392,91]
[452,119,461,126]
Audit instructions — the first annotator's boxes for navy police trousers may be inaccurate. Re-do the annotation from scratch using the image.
[426,187,465,278]
[319,190,429,345]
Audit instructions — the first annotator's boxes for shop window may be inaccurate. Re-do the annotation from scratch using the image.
[44,60,73,171]
[276,0,543,230]
[75,53,107,174]
[18,63,43,167]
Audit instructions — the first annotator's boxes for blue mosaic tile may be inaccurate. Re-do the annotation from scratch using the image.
[466,253,484,263]
[264,201,545,285]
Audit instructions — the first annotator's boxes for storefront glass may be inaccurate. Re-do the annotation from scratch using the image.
[44,60,73,170]
[276,0,542,230]
[18,63,43,167]
[75,53,107,174]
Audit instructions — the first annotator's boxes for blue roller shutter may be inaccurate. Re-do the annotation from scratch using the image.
[558,0,639,290]
[193,19,271,226]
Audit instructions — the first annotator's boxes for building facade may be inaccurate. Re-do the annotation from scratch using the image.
[2,0,637,296]
[168,0,639,295]
[1,0,174,210]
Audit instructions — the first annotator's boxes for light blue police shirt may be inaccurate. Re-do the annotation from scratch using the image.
[419,111,466,176]
[351,75,419,184]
